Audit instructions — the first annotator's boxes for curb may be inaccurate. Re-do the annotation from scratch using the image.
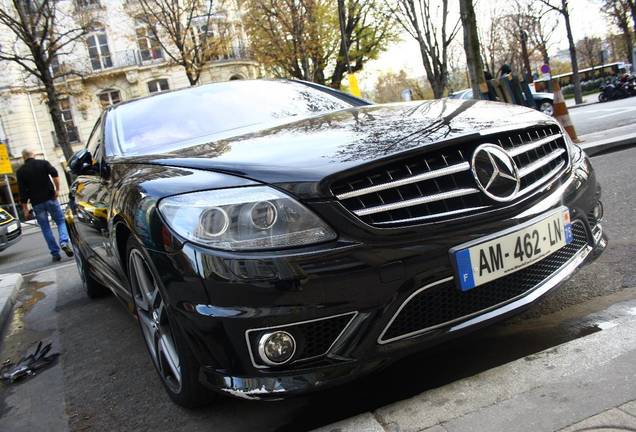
[0,273,23,335]
[579,132,636,157]
[312,314,636,432]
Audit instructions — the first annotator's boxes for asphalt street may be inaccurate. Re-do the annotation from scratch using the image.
[1,141,635,431]
[569,96,636,137]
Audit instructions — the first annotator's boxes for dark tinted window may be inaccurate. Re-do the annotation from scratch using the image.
[113,80,352,155]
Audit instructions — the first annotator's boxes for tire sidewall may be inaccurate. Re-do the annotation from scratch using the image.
[125,235,211,408]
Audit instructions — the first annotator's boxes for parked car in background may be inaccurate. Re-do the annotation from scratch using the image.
[67,79,605,407]
[0,208,21,251]
[449,88,555,116]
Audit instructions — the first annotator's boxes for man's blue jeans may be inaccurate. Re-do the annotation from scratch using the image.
[32,199,70,257]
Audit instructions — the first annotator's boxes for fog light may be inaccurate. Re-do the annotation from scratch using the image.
[258,331,296,366]
[593,201,604,221]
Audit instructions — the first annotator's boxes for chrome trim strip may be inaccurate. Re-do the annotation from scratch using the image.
[378,220,588,344]
[508,133,563,157]
[377,277,454,345]
[518,148,566,178]
[335,162,471,200]
[354,188,480,217]
[517,161,566,197]
[450,244,591,332]
[373,206,490,225]
[245,311,358,369]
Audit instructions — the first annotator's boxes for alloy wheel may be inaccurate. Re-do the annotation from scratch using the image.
[540,101,554,116]
[128,249,182,394]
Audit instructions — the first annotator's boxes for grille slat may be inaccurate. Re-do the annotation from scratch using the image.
[332,125,570,227]
[380,222,589,343]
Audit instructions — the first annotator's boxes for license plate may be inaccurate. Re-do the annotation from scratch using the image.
[6,222,18,233]
[451,208,573,291]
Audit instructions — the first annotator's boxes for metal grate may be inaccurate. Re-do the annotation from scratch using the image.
[247,312,356,368]
[332,124,569,226]
[380,222,588,343]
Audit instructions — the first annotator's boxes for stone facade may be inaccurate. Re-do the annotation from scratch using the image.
[0,0,259,200]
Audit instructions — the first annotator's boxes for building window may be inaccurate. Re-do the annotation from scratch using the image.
[59,99,79,143]
[98,89,122,108]
[136,21,163,62]
[86,26,112,70]
[76,0,100,7]
[147,79,169,94]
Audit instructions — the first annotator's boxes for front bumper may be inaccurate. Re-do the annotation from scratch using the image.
[0,223,22,251]
[150,154,606,400]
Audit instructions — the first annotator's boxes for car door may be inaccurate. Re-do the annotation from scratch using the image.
[71,116,126,295]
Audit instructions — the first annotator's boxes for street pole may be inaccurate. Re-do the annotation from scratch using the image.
[4,175,18,224]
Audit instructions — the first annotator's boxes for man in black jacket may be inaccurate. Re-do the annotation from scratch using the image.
[17,149,73,262]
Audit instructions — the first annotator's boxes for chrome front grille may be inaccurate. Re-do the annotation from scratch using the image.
[331,124,569,226]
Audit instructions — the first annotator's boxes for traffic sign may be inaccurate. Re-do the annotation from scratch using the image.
[541,64,551,74]
[0,144,13,175]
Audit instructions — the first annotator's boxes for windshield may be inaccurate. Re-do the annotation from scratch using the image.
[113,80,353,155]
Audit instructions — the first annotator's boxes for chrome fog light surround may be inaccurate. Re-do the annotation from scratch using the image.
[593,201,604,221]
[258,331,296,366]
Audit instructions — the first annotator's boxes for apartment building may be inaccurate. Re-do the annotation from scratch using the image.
[0,0,259,200]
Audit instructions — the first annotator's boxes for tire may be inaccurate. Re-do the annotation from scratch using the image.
[74,247,109,298]
[539,100,554,116]
[126,236,214,408]
[598,93,607,103]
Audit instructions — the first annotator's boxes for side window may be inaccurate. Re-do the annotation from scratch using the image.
[86,117,103,166]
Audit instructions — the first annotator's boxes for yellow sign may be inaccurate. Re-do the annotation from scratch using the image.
[0,144,12,175]
[348,74,361,98]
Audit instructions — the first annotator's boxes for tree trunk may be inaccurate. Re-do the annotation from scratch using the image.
[622,29,634,63]
[430,79,445,99]
[459,0,484,99]
[562,2,582,104]
[42,76,73,161]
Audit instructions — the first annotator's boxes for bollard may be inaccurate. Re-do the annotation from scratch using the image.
[551,80,580,143]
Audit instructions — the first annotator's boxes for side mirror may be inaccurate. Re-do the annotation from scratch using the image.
[69,149,97,176]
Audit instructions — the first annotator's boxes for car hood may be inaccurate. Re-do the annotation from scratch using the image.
[129,99,554,198]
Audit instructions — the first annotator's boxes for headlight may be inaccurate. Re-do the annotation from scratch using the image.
[559,126,582,162]
[157,186,336,251]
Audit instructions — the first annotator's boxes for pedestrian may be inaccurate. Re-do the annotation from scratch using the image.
[17,149,73,262]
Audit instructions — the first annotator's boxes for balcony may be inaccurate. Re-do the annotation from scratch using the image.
[83,49,166,74]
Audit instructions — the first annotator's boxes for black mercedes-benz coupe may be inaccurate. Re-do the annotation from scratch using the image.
[66,79,606,407]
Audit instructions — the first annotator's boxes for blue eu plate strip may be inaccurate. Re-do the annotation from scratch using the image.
[564,222,573,244]
[455,249,475,292]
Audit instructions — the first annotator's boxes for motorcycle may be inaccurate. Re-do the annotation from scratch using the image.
[598,75,636,102]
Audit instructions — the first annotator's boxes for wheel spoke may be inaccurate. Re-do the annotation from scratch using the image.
[159,333,181,385]
[137,310,158,362]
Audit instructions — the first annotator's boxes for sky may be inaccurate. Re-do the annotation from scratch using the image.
[358,0,610,90]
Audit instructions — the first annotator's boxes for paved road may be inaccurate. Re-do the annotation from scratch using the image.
[0,224,75,275]
[1,146,635,432]
[570,96,636,136]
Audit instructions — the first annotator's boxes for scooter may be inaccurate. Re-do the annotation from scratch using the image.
[598,77,630,102]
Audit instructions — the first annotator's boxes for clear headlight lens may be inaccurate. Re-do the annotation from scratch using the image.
[560,125,583,162]
[157,186,336,251]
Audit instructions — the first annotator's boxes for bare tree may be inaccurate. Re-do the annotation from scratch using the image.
[539,0,582,104]
[243,0,394,88]
[0,0,88,160]
[387,0,460,98]
[133,0,230,86]
[576,36,603,69]
[602,0,634,63]
[459,0,483,99]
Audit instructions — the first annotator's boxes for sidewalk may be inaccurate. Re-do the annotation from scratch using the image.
[0,273,23,334]
[313,313,636,432]
[565,92,600,109]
